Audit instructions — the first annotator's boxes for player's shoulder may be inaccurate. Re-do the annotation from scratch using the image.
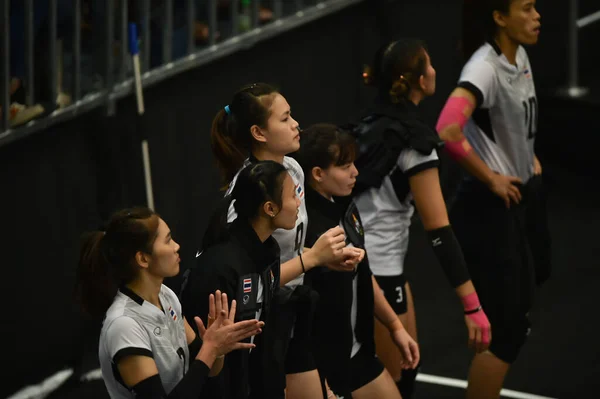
[283,156,305,182]
[462,43,498,76]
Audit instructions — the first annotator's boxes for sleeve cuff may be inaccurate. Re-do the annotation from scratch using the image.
[457,81,484,108]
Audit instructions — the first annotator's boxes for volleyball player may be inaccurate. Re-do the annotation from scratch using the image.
[181,161,302,398]
[436,1,547,397]
[293,124,420,399]
[353,39,491,398]
[75,207,263,398]
[209,83,361,398]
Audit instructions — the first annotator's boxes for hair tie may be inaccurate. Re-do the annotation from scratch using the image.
[224,105,231,115]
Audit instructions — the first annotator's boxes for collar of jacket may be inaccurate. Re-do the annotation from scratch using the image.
[229,218,280,272]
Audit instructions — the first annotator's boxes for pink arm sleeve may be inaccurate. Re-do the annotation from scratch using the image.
[436,96,474,161]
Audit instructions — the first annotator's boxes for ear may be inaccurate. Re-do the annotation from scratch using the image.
[311,166,325,183]
[418,74,427,92]
[493,10,508,28]
[262,201,279,218]
[250,125,267,144]
[135,251,150,270]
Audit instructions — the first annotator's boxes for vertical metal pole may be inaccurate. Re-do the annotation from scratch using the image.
[187,0,195,54]
[273,0,282,19]
[568,0,578,89]
[141,0,150,72]
[106,0,115,114]
[252,0,260,29]
[120,0,128,82]
[208,0,217,45]
[231,0,239,36]
[25,0,34,105]
[49,0,57,107]
[163,0,173,63]
[73,0,81,101]
[142,140,155,210]
[1,0,9,131]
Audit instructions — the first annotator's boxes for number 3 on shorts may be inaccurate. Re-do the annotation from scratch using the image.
[395,286,403,304]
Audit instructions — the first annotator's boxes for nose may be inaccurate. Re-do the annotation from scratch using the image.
[351,163,359,177]
[292,117,300,131]
[174,240,181,253]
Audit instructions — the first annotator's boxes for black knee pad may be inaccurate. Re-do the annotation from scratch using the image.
[397,363,420,399]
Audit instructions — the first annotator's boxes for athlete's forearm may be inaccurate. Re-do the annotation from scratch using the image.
[454,139,496,187]
[372,276,404,332]
[278,249,319,286]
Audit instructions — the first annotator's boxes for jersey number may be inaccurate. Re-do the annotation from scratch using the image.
[395,286,404,304]
[293,222,304,255]
[522,97,538,140]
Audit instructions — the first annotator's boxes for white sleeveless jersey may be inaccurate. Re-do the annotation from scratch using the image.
[458,42,537,182]
[227,156,308,288]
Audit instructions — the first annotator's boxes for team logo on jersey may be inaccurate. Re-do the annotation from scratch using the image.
[168,306,177,321]
[153,327,162,336]
[243,278,252,293]
[352,214,363,236]
[295,183,304,199]
[243,295,250,305]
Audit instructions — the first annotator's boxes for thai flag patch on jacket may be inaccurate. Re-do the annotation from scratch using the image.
[243,278,252,293]
[168,306,177,321]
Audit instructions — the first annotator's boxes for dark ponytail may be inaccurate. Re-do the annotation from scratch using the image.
[201,160,288,251]
[362,39,428,104]
[210,83,280,185]
[461,0,512,61]
[75,207,159,318]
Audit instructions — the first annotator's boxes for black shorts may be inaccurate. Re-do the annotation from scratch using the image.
[348,345,385,393]
[450,179,539,363]
[374,274,408,315]
[284,332,317,374]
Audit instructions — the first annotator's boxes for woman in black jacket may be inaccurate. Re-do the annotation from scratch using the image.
[180,160,301,399]
[292,125,420,399]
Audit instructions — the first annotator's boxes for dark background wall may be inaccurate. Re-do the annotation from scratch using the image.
[1,1,595,396]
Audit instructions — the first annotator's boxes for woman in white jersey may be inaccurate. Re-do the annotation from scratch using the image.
[75,206,263,399]
[209,83,361,398]
[436,1,548,398]
[353,39,491,399]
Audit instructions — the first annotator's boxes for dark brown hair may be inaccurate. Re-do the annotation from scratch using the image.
[461,0,513,61]
[210,83,279,184]
[201,161,288,251]
[363,38,428,104]
[292,123,356,185]
[75,207,160,318]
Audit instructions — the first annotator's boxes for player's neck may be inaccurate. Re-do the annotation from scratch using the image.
[311,182,333,202]
[251,217,275,243]
[494,34,519,66]
[252,148,284,165]
[409,91,424,106]
[127,275,163,310]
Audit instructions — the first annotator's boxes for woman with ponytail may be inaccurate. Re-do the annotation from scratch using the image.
[348,39,491,398]
[75,207,263,399]
[436,1,546,397]
[207,83,361,398]
[181,161,302,398]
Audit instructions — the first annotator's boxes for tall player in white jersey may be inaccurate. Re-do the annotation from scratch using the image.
[209,83,361,398]
[436,1,547,398]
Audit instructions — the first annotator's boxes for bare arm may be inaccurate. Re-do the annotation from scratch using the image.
[372,276,404,332]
